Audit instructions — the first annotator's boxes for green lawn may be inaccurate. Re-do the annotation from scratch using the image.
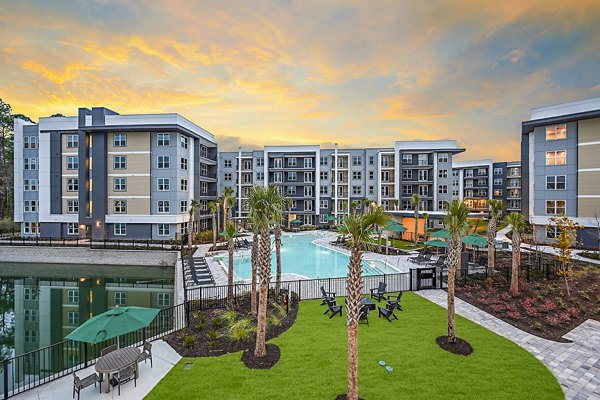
[147,293,562,400]
[372,237,424,250]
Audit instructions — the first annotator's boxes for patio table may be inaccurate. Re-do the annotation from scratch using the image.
[95,347,141,393]
[361,298,376,311]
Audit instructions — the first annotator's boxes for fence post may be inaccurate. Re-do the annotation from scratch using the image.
[298,280,302,301]
[143,327,146,344]
[198,287,202,310]
[84,342,88,368]
[3,359,8,400]
[409,269,413,291]
[185,300,190,327]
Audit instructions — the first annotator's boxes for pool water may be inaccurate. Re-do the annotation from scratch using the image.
[216,234,395,280]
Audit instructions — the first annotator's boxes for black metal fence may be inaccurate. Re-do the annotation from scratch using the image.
[0,235,182,251]
[452,260,562,287]
[1,303,187,399]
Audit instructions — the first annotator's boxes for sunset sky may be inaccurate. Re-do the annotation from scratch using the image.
[1,0,599,160]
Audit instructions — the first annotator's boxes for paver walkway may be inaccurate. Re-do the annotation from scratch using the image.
[417,289,600,400]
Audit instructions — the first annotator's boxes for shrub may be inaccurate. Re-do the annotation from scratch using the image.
[183,335,196,348]
[558,312,571,323]
[532,322,543,331]
[546,315,560,326]
[555,297,566,310]
[506,311,523,320]
[272,303,287,318]
[521,297,540,317]
[213,316,226,329]
[222,310,237,324]
[209,340,217,350]
[567,307,580,319]
[500,292,512,301]
[268,314,282,327]
[207,330,219,340]
[228,318,256,342]
[195,322,205,331]
[490,303,508,313]
[538,299,557,313]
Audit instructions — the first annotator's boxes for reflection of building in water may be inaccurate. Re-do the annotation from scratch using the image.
[13,276,173,376]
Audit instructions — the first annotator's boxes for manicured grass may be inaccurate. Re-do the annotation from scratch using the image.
[372,237,424,250]
[147,293,562,400]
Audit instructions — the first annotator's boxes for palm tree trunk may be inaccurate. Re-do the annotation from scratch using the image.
[227,239,234,308]
[223,206,228,232]
[212,214,217,250]
[377,229,381,253]
[447,237,460,342]
[217,211,221,240]
[251,232,259,316]
[414,210,419,245]
[510,232,520,296]
[287,208,291,230]
[487,217,496,276]
[188,215,194,254]
[275,224,282,294]
[254,229,271,357]
[346,246,363,400]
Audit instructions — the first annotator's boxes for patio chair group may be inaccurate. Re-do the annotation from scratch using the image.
[234,237,251,250]
[72,341,153,398]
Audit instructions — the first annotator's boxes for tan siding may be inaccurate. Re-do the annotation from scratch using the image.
[62,199,78,215]
[107,176,150,196]
[578,198,600,218]
[107,198,150,215]
[578,171,600,196]
[62,177,79,195]
[61,133,79,152]
[578,145,600,171]
[62,155,80,172]
[578,118,600,144]
[107,132,150,152]
[107,153,150,174]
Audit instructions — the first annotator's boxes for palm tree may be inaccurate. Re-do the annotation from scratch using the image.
[361,198,371,215]
[223,221,237,308]
[443,200,470,343]
[505,212,525,296]
[284,197,293,230]
[338,206,390,400]
[390,199,399,211]
[215,200,221,240]
[351,200,360,216]
[187,199,201,254]
[208,201,218,250]
[486,199,504,276]
[423,212,429,242]
[221,187,235,231]
[249,216,260,316]
[273,191,285,294]
[411,193,420,245]
[248,185,278,357]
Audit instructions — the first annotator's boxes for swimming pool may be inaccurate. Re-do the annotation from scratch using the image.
[215,233,396,280]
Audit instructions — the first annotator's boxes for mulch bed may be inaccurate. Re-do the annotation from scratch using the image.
[455,262,600,342]
[165,294,299,357]
[436,336,473,356]
[241,343,280,369]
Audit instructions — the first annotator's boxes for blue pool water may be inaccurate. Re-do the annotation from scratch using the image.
[216,234,395,280]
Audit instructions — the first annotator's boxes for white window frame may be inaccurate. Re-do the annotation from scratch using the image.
[113,156,126,169]
[546,200,566,215]
[180,179,188,191]
[114,291,127,305]
[320,199,328,209]
[66,134,79,148]
[157,178,170,191]
[67,200,79,214]
[67,223,79,235]
[157,133,171,146]
[180,135,188,149]
[545,150,566,166]
[157,155,170,169]
[180,157,188,170]
[67,178,78,192]
[114,223,127,236]
[157,224,170,236]
[113,177,127,192]
[66,156,79,170]
[545,175,566,190]
[546,124,567,141]
[158,200,171,213]
[438,153,448,163]
[114,200,127,214]
[113,133,127,147]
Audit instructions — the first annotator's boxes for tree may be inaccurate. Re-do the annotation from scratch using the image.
[595,213,600,256]
[423,212,429,241]
[221,187,235,231]
[548,214,581,299]
[443,200,470,343]
[208,201,218,250]
[351,200,360,216]
[505,212,525,296]
[361,198,371,215]
[338,206,390,400]
[284,197,293,230]
[248,185,279,357]
[223,221,237,308]
[49,113,65,117]
[187,199,201,254]
[273,190,284,294]
[411,193,420,244]
[249,216,260,316]
[215,201,221,240]
[486,199,504,276]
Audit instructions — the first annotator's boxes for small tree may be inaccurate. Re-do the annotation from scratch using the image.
[423,212,429,242]
[505,212,525,296]
[209,201,218,250]
[187,199,201,254]
[548,214,581,299]
[223,221,237,308]
[221,187,235,231]
[486,199,504,276]
[411,193,420,245]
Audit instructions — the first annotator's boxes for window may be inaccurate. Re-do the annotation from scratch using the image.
[368,171,374,180]
[114,200,127,214]
[352,156,362,166]
[352,171,362,180]
[304,172,313,183]
[477,178,487,186]
[438,169,448,179]
[318,185,327,195]
[320,171,328,180]
[24,309,38,322]
[68,290,79,303]
[180,157,188,170]
[273,172,283,183]
[438,153,448,163]
[67,178,78,192]
[546,175,566,190]
[288,171,297,181]
[546,151,566,165]
[157,133,170,146]
[304,200,313,211]
[369,156,374,165]
[180,135,188,149]
[67,311,79,325]
[114,223,127,236]
[66,156,79,170]
[465,169,473,178]
[320,157,328,166]
[180,179,188,191]
[304,186,313,197]
[418,170,428,181]
[493,178,502,186]
[304,158,313,168]
[546,124,566,141]
[23,158,38,170]
[438,185,448,194]
[114,292,127,305]
[113,156,126,169]
[24,331,37,343]
[113,177,127,192]
[157,155,170,169]
[288,157,297,167]
[477,189,486,197]
[452,179,459,187]
[24,179,38,191]
[381,155,391,167]
[381,171,390,182]
[287,186,296,195]
[403,185,412,195]
[257,157,264,167]
[201,145,208,158]
[402,153,412,164]
[477,168,486,176]
[157,178,170,191]
[24,288,37,300]
[452,189,459,196]
[438,201,447,210]
[320,200,329,209]
[158,224,170,236]
[158,293,171,306]
[319,215,329,224]
[494,189,502,197]
[257,172,264,181]
[494,167,503,175]
[402,170,412,180]
[67,223,79,235]
[67,200,79,214]
[546,200,566,215]
[27,136,38,149]
[158,200,170,213]
[23,222,39,235]
[224,173,232,181]
[352,186,362,195]
[67,134,79,148]
[113,133,127,147]
[224,159,232,168]
[546,225,562,239]
[24,200,37,213]
[368,186,374,195]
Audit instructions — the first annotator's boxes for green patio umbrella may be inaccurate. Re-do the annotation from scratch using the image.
[430,229,450,239]
[385,221,407,233]
[424,239,449,248]
[462,233,487,247]
[65,306,160,346]
[291,219,302,224]
[325,215,338,222]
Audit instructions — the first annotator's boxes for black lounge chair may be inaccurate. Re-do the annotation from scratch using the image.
[113,365,136,396]
[370,282,387,302]
[137,341,153,368]
[408,252,426,263]
[73,372,101,399]
[320,286,336,305]
[415,253,433,265]
[378,301,399,322]
[427,255,447,268]
[359,305,370,325]
[324,299,342,318]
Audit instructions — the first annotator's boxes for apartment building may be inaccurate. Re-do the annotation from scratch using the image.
[14,107,218,240]
[522,97,600,248]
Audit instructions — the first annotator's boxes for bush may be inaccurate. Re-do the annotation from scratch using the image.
[538,300,557,313]
[272,303,287,318]
[268,314,282,327]
[183,335,196,348]
[213,316,227,329]
[207,330,219,340]
[195,322,205,331]
[546,315,561,326]
[228,318,256,342]
[506,311,523,320]
[222,310,237,324]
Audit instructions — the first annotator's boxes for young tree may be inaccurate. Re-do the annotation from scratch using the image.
[208,201,218,250]
[187,199,201,254]
[273,190,285,294]
[443,200,470,343]
[249,217,260,316]
[223,221,237,308]
[505,212,525,296]
[284,197,293,230]
[351,200,360,216]
[548,214,581,299]
[486,199,504,276]
[215,201,221,240]
[423,212,429,242]
[361,198,371,215]
[221,187,235,231]
[411,193,421,245]
[338,206,390,400]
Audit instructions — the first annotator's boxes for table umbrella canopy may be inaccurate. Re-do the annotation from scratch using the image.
[291,219,303,224]
[462,233,487,247]
[385,221,407,232]
[65,306,160,344]
[424,239,449,248]
[430,229,450,239]
[325,215,338,221]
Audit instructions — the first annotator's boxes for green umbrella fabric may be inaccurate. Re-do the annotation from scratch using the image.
[462,233,487,247]
[424,239,449,248]
[385,221,407,232]
[325,215,338,221]
[291,219,302,224]
[430,229,450,239]
[65,306,160,344]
